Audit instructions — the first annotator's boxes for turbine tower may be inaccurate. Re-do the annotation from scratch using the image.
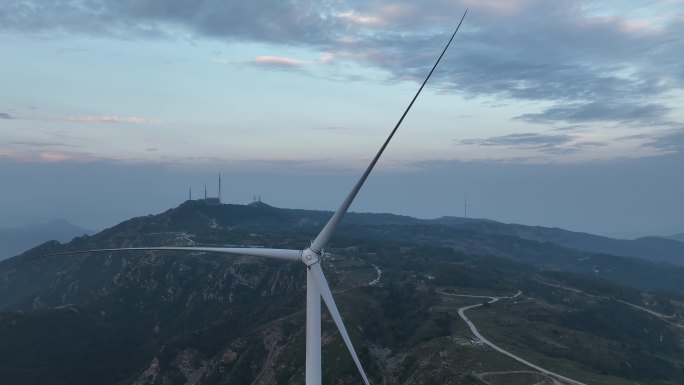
[49,11,467,385]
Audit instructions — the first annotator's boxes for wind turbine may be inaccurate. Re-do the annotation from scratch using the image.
[49,11,467,385]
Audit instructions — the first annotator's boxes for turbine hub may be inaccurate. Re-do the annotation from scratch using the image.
[301,248,320,266]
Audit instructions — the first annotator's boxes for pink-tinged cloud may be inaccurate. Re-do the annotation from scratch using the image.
[0,149,105,163]
[318,53,334,65]
[254,56,309,67]
[37,151,74,162]
[59,116,160,124]
[252,54,334,68]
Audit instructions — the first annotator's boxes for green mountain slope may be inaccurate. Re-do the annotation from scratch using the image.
[1,202,683,385]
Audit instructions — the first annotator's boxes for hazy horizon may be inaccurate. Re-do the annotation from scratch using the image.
[2,152,682,240]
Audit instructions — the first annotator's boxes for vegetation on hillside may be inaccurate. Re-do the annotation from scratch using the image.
[0,202,682,384]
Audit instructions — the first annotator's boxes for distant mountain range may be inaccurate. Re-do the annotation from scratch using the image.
[3,207,682,266]
[0,219,93,260]
[433,217,684,266]
[669,231,684,243]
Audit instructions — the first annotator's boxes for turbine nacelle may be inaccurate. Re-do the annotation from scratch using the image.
[301,248,321,267]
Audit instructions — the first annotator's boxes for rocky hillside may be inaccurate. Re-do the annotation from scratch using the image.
[1,201,683,385]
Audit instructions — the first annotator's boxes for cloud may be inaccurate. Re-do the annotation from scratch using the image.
[0,111,159,124]
[638,128,684,152]
[0,0,342,43]
[459,132,607,154]
[461,132,572,148]
[58,116,160,124]
[314,126,351,131]
[552,125,586,132]
[327,2,682,125]
[9,141,81,148]
[251,53,333,69]
[337,10,385,27]
[55,47,91,55]
[253,55,309,68]
[516,102,671,124]
[2,0,684,126]
[0,148,104,163]
[214,53,334,70]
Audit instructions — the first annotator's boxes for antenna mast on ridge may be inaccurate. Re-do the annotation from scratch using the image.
[464,198,468,218]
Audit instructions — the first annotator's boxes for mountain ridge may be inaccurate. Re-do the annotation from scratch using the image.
[1,201,683,385]
[12,202,682,266]
[668,231,684,243]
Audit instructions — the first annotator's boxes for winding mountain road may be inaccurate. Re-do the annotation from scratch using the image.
[368,264,382,286]
[439,290,587,385]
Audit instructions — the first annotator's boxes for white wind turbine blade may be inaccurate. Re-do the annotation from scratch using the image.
[310,9,468,254]
[41,247,301,262]
[308,262,370,385]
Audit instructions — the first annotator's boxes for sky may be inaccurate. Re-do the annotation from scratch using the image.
[1,0,683,239]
